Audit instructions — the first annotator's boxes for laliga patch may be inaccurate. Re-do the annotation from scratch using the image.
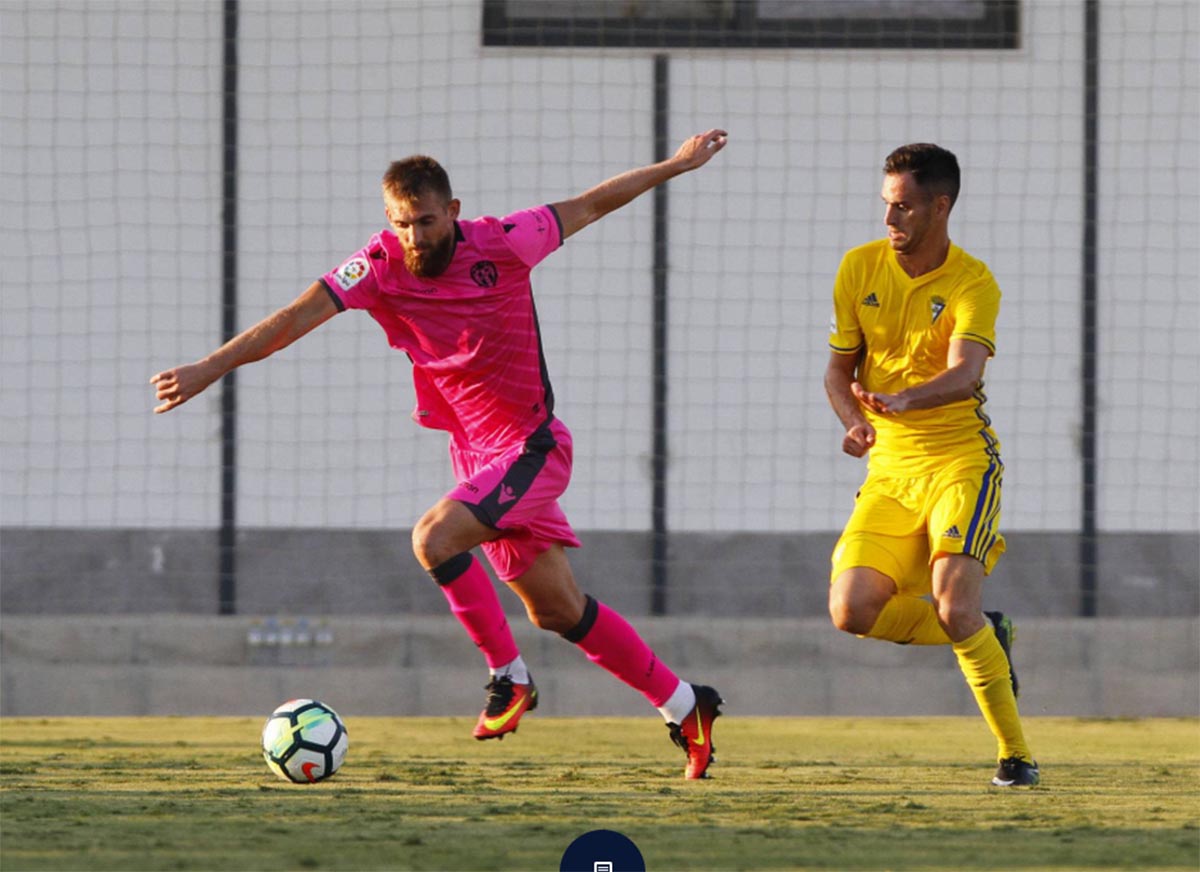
[333,257,369,290]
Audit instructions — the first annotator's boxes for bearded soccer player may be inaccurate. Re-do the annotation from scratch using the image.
[151,130,728,779]
[824,143,1039,787]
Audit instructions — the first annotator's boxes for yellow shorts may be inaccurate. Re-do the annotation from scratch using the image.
[830,456,1006,595]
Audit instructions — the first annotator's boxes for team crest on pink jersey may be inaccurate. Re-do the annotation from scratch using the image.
[470,261,499,288]
[333,257,369,290]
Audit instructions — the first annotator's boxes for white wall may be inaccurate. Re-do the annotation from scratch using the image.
[1096,1,1200,530]
[1,2,225,527]
[2,0,1196,535]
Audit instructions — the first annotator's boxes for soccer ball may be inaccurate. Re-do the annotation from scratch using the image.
[261,698,348,783]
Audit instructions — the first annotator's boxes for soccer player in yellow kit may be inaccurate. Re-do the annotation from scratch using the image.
[824,143,1039,787]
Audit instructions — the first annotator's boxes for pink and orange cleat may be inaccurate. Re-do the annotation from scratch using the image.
[473,675,538,740]
[667,684,724,779]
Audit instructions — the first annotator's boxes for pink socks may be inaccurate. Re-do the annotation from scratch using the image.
[566,597,680,707]
[433,554,519,669]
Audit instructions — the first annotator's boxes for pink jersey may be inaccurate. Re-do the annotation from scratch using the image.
[321,205,564,452]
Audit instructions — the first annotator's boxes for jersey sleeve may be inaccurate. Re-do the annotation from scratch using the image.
[950,274,1000,355]
[497,205,563,268]
[828,252,864,354]
[320,237,385,311]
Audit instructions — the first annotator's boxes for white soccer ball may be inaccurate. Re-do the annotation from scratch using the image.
[261,698,348,784]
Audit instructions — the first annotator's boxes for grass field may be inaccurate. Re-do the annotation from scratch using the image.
[1,716,1197,871]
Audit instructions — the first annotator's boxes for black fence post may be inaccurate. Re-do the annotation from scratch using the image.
[651,54,670,616]
[1080,0,1099,617]
[219,0,239,616]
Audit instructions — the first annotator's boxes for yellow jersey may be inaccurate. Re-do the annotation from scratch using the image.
[829,238,1002,474]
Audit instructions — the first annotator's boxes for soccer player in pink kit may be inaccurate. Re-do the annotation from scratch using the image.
[151,129,729,779]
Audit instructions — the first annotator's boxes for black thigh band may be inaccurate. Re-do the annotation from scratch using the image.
[561,594,599,643]
[429,552,474,586]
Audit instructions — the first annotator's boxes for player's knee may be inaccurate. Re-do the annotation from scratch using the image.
[829,591,875,635]
[410,521,432,565]
[411,512,451,569]
[525,591,590,636]
[525,603,574,634]
[934,598,981,638]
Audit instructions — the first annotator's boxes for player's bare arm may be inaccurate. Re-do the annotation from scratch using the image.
[851,338,990,416]
[551,128,728,240]
[150,281,339,414]
[824,349,875,457]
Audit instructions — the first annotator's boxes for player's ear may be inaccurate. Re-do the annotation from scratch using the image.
[447,198,461,220]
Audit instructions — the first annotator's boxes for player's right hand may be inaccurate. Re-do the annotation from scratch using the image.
[149,362,218,414]
[842,423,875,458]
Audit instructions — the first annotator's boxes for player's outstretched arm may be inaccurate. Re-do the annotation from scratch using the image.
[150,281,338,414]
[552,128,728,240]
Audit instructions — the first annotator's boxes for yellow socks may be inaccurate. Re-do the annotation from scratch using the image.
[863,599,1034,763]
[864,595,953,645]
[953,623,1033,762]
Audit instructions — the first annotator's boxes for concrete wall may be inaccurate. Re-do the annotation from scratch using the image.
[3,614,1195,718]
[2,529,1195,618]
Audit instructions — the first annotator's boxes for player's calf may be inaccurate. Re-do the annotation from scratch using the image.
[985,610,1020,698]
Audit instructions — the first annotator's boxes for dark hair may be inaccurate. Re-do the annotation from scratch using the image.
[382,155,452,204]
[883,143,960,209]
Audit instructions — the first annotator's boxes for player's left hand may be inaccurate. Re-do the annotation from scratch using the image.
[671,129,728,172]
[851,381,910,415]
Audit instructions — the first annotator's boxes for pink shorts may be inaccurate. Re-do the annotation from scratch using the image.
[447,417,581,582]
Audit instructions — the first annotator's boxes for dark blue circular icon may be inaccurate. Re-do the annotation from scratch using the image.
[560,829,645,872]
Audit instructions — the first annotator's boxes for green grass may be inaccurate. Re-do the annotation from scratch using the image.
[1,716,1197,870]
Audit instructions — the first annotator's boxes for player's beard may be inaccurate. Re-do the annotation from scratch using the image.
[404,232,456,278]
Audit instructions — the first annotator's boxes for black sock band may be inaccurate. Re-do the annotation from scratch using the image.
[428,552,473,586]
[561,594,599,643]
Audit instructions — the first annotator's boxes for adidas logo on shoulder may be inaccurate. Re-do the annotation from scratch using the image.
[943,525,963,539]
[862,292,881,307]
